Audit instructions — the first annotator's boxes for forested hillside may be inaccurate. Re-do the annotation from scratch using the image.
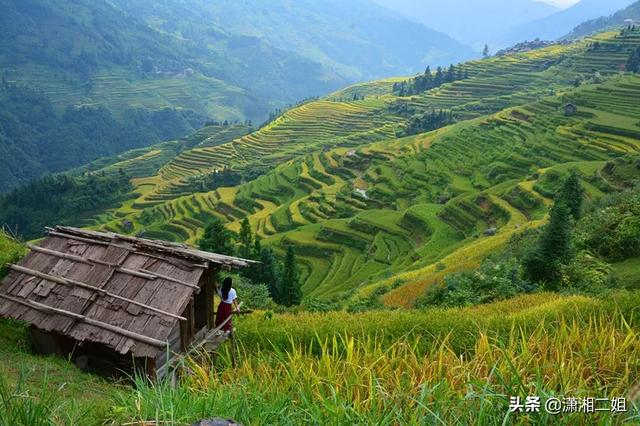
[188,0,476,80]
[0,85,205,192]
[565,0,640,39]
[503,0,636,45]
[0,0,478,193]
[0,0,341,119]
[7,29,638,308]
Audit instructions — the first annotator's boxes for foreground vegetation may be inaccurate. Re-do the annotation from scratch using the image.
[1,290,639,425]
[118,303,640,425]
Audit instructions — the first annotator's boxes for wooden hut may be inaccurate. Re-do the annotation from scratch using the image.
[0,226,253,378]
[563,103,578,116]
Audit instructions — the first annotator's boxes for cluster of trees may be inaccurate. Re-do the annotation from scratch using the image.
[0,171,132,240]
[620,25,638,37]
[204,119,253,127]
[185,168,244,194]
[419,172,640,308]
[393,65,468,97]
[627,46,640,73]
[399,109,454,137]
[198,217,302,306]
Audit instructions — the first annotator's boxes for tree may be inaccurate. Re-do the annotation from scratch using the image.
[238,217,253,258]
[252,237,262,259]
[557,172,584,220]
[446,64,455,83]
[483,44,490,58]
[198,217,235,256]
[254,247,282,301]
[524,201,574,287]
[627,47,640,73]
[280,245,302,306]
[434,66,444,86]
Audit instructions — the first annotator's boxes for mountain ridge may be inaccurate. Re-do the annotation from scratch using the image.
[371,0,559,48]
[564,0,640,39]
[503,0,637,45]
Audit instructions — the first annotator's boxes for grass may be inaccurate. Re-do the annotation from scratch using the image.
[1,282,639,424]
[0,232,26,279]
[612,257,640,289]
[107,292,640,425]
[0,318,114,425]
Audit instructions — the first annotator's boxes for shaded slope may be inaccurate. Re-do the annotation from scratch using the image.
[195,0,477,80]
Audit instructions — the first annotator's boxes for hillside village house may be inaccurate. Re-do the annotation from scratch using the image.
[564,103,578,116]
[0,226,253,378]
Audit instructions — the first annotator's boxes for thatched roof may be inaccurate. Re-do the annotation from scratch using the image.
[0,226,252,357]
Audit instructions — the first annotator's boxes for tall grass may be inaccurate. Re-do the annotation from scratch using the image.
[109,307,640,425]
[236,292,640,354]
[0,369,99,426]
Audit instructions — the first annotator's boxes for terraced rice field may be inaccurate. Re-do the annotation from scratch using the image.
[86,30,640,304]
[12,65,252,120]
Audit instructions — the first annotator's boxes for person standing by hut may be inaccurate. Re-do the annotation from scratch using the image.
[216,277,240,333]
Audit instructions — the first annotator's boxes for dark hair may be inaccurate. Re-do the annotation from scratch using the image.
[221,277,232,300]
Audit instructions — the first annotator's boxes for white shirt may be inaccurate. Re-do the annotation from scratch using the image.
[217,287,237,304]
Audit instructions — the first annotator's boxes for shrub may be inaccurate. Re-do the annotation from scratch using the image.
[576,188,640,261]
[417,257,536,308]
[560,251,615,295]
[232,276,276,310]
[304,298,341,313]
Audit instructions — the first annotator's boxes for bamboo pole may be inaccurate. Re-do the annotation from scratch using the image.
[0,294,167,348]
[8,264,186,321]
[26,244,200,290]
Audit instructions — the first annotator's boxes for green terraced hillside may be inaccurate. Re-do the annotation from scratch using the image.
[75,30,640,306]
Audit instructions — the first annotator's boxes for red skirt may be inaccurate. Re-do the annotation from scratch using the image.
[215,301,233,332]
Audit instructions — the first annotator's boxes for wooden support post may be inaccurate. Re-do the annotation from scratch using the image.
[230,332,237,368]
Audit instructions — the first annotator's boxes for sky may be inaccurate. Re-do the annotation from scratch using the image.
[538,0,580,9]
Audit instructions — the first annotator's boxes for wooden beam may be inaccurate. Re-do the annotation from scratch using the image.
[8,264,186,321]
[27,244,198,289]
[138,269,201,291]
[27,243,92,264]
[51,226,255,268]
[187,302,244,354]
[47,231,210,271]
[213,310,253,315]
[0,294,167,348]
[47,231,134,251]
